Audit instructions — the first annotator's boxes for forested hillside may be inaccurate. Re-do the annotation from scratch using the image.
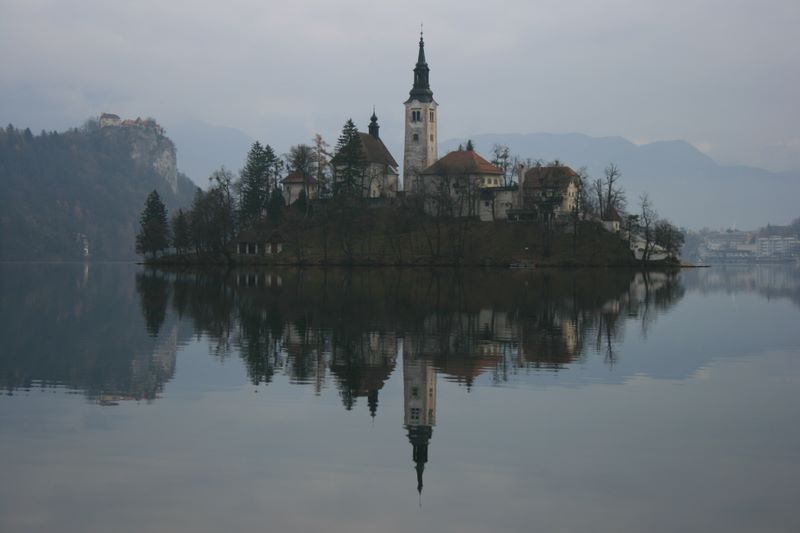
[0,120,196,260]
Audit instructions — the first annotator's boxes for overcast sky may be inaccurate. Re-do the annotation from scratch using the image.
[2,0,799,172]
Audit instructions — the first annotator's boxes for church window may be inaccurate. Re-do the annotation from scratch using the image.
[411,110,421,122]
[410,407,420,420]
[411,386,419,398]
[429,110,435,122]
[413,133,419,142]
[430,134,434,141]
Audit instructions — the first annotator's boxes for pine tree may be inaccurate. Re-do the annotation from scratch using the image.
[171,208,190,255]
[268,188,285,225]
[238,142,269,227]
[263,144,283,192]
[135,190,170,258]
[333,119,366,198]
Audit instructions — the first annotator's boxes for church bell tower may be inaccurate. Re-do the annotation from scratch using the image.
[403,31,438,193]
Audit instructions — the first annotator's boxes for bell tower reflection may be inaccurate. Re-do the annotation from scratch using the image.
[403,347,437,496]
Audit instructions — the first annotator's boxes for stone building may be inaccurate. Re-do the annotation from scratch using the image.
[417,147,505,217]
[507,165,581,222]
[403,33,438,194]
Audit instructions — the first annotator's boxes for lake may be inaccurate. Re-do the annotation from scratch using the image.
[1,263,799,532]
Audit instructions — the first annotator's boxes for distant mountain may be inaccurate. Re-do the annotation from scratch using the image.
[163,118,254,185]
[443,133,800,229]
[0,119,196,261]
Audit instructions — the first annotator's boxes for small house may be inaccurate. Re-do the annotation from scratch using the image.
[236,229,286,256]
[282,172,318,205]
[417,148,505,217]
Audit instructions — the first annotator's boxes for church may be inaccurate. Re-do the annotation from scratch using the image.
[328,31,582,224]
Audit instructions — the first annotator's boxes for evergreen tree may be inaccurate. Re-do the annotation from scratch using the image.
[333,119,366,198]
[263,144,283,192]
[238,142,269,227]
[465,139,474,151]
[268,188,285,225]
[135,190,170,258]
[293,190,308,213]
[171,208,190,255]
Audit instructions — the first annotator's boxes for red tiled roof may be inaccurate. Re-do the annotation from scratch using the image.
[523,165,579,190]
[420,150,503,176]
[281,172,317,185]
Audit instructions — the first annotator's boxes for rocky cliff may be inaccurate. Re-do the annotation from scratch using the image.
[102,116,178,192]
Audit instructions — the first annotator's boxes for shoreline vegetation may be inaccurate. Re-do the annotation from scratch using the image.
[143,207,687,269]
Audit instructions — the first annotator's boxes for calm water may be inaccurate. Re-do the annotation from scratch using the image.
[1,264,800,532]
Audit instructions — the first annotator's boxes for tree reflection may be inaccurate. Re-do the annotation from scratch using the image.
[157,268,685,396]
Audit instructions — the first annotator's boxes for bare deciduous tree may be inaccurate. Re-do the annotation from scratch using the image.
[639,193,657,264]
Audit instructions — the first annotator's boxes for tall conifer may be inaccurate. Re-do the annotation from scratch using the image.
[135,190,170,257]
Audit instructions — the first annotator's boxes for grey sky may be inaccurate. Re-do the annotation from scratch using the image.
[2,0,799,172]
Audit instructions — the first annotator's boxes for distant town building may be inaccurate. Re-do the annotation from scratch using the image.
[757,236,799,258]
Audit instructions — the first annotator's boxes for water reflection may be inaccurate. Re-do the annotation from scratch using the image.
[1,266,690,403]
[150,268,688,494]
[163,268,686,393]
[0,264,184,402]
[2,264,800,531]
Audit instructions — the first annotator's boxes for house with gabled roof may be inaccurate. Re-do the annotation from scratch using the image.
[281,171,318,205]
[506,164,581,223]
[417,147,508,217]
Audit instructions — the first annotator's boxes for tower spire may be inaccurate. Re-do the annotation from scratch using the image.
[368,108,380,139]
[407,30,433,103]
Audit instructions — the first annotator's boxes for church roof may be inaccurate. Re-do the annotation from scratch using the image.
[420,150,503,176]
[358,132,398,167]
[330,132,398,168]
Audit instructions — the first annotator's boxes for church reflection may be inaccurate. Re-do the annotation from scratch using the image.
[403,347,437,496]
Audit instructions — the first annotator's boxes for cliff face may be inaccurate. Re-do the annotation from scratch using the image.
[105,119,178,193]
